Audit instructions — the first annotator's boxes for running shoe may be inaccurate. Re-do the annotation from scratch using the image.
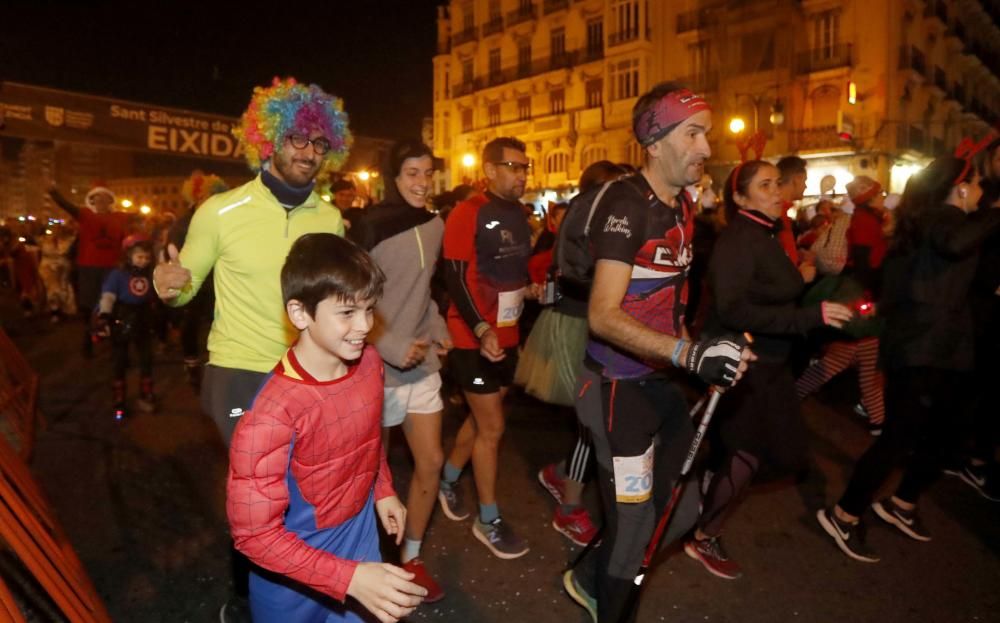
[562,569,597,623]
[871,498,932,542]
[684,536,742,579]
[472,516,529,559]
[853,402,869,418]
[816,508,880,562]
[437,483,470,521]
[538,464,565,505]
[401,558,444,603]
[944,462,1000,502]
[868,421,883,437]
[552,506,598,547]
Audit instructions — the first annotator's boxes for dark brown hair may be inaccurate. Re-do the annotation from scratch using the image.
[482,137,526,164]
[281,233,385,317]
[722,160,772,222]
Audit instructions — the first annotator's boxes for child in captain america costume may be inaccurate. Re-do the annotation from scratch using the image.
[226,233,427,623]
[95,235,157,419]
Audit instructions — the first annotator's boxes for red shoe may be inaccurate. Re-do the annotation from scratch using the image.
[684,536,742,580]
[401,558,444,603]
[552,506,599,546]
[538,464,566,504]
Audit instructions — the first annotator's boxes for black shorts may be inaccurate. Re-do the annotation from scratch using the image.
[449,347,518,394]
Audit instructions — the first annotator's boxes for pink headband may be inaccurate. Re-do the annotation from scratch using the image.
[634,89,712,146]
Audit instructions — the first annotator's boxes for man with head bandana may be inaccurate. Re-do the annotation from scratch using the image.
[562,82,753,623]
[152,77,349,623]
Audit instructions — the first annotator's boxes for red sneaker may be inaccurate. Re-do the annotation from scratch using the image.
[684,536,742,580]
[538,464,566,504]
[401,558,445,603]
[552,506,599,546]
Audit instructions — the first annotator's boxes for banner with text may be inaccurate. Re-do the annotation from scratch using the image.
[0,82,243,162]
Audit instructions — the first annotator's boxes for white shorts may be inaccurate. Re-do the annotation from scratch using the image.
[382,372,444,427]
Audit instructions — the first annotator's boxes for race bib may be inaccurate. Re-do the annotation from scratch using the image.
[613,443,654,503]
[497,287,526,327]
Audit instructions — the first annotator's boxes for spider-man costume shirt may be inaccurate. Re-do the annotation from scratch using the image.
[227,345,394,622]
[585,176,694,379]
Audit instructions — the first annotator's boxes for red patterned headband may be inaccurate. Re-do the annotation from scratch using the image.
[953,128,998,185]
[731,131,768,194]
[635,89,712,147]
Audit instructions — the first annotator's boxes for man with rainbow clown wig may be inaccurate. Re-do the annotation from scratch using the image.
[153,77,351,623]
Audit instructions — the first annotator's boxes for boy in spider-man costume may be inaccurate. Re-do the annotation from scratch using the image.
[227,233,427,623]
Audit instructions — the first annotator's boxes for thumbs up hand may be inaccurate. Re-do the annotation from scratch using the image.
[153,243,192,301]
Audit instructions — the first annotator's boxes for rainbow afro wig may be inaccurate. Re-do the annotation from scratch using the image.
[233,77,353,177]
[181,171,229,206]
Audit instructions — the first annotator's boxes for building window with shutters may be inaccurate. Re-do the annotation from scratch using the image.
[624,141,643,166]
[550,88,565,115]
[586,18,604,58]
[489,48,502,83]
[461,58,474,85]
[610,58,640,101]
[582,144,608,167]
[518,96,532,121]
[610,0,640,45]
[462,108,474,133]
[518,40,532,77]
[546,151,569,175]
[812,9,840,60]
[551,27,566,63]
[586,79,603,108]
[488,103,501,127]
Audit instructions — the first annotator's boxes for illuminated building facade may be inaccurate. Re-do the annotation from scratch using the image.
[432,0,999,198]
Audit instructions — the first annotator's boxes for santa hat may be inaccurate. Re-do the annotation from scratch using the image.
[846,176,882,206]
[84,186,116,210]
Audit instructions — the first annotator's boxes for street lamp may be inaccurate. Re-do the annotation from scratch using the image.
[729,117,747,135]
[121,199,133,208]
[461,153,476,168]
[358,170,371,181]
[139,205,151,215]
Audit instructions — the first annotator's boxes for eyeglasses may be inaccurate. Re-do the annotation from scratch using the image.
[286,133,332,155]
[491,161,532,174]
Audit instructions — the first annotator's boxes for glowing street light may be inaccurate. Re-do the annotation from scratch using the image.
[139,205,152,215]
[358,170,371,181]
[728,117,746,135]
[461,153,476,168]
[121,199,133,208]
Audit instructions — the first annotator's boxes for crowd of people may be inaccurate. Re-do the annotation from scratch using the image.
[15,76,999,623]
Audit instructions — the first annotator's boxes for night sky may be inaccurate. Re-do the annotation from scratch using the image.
[0,1,442,139]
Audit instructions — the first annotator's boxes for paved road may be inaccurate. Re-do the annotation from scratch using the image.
[5,305,999,622]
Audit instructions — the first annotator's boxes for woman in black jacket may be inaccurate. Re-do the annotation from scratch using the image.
[684,160,851,580]
[817,155,1000,563]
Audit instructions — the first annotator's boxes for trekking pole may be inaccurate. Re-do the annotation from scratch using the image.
[565,390,712,573]
[618,332,752,623]
[613,388,721,622]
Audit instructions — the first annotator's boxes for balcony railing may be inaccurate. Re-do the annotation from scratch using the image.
[794,44,852,74]
[452,26,477,46]
[788,126,842,152]
[506,4,536,27]
[609,27,648,47]
[899,45,926,76]
[677,8,710,33]
[543,0,568,14]
[482,17,503,36]
[455,49,602,95]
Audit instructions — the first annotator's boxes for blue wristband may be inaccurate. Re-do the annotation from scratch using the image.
[671,339,687,368]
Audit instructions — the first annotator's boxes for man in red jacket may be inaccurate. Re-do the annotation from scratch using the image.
[47,183,130,357]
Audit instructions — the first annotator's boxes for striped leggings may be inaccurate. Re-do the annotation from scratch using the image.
[796,337,885,424]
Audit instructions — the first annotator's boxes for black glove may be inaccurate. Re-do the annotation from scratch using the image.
[685,335,746,387]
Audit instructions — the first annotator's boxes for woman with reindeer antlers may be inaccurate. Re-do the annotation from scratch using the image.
[817,137,1000,564]
[684,140,853,581]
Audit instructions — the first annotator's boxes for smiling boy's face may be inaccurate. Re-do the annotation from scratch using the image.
[293,295,376,364]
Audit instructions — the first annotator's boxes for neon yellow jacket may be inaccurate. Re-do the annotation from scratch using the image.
[169,176,344,372]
